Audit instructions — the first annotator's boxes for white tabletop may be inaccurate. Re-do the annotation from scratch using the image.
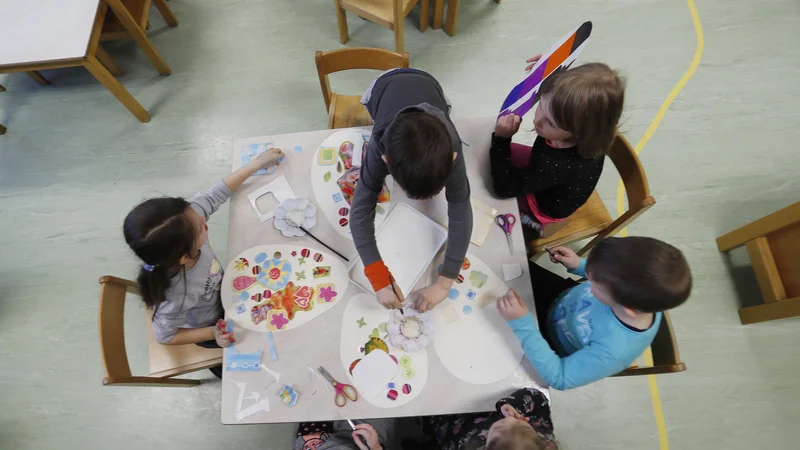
[221,116,546,424]
[0,0,100,66]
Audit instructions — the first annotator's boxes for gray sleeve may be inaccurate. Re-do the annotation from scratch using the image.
[350,141,389,271]
[440,150,473,279]
[190,179,233,219]
[151,305,185,344]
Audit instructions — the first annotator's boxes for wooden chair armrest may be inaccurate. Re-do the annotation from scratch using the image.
[577,197,656,256]
[99,275,140,295]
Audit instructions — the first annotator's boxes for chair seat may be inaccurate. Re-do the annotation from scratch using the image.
[329,94,374,129]
[529,190,613,254]
[146,312,222,378]
[339,0,418,29]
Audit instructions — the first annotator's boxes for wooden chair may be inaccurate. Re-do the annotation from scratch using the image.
[433,0,501,36]
[613,311,687,377]
[96,0,179,76]
[527,133,656,257]
[98,275,222,387]
[334,0,429,53]
[315,48,410,129]
[717,201,800,324]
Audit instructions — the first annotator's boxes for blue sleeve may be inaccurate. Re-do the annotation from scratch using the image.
[568,258,587,278]
[507,313,624,390]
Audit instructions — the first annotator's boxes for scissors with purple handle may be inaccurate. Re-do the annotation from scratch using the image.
[495,213,517,255]
[318,366,358,407]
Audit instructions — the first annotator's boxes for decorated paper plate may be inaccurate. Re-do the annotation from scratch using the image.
[221,245,349,332]
[311,129,393,240]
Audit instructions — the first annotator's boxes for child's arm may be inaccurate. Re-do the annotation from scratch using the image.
[441,151,473,280]
[498,290,625,390]
[224,148,284,192]
[155,325,232,347]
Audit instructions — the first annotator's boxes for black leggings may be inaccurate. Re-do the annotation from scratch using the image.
[529,260,579,349]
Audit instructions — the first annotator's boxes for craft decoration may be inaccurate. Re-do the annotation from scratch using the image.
[278,385,299,407]
[352,350,398,399]
[248,176,296,223]
[267,332,279,361]
[240,142,280,175]
[349,204,447,295]
[234,258,249,272]
[273,197,317,237]
[260,363,281,382]
[387,306,434,353]
[499,22,592,118]
[222,245,350,332]
[224,347,263,372]
[469,271,488,288]
[235,398,271,422]
[431,253,524,384]
[311,129,393,239]
[340,293,428,408]
[502,264,523,281]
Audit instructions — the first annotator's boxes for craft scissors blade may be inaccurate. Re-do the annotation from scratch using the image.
[495,213,516,255]
[317,366,358,407]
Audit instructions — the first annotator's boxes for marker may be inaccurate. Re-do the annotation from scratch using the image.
[544,247,566,267]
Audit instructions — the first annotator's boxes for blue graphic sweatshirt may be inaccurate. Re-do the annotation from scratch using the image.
[507,259,661,390]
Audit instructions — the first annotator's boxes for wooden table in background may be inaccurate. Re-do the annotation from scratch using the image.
[0,0,170,124]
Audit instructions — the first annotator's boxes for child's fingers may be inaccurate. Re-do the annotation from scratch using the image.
[352,432,369,450]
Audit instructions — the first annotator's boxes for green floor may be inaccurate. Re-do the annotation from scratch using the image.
[1,0,799,448]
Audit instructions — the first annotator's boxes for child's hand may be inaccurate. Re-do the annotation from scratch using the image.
[352,423,382,450]
[500,404,530,422]
[376,285,404,309]
[549,246,580,270]
[495,114,522,138]
[250,148,285,171]
[213,321,234,348]
[525,54,543,72]
[497,289,529,321]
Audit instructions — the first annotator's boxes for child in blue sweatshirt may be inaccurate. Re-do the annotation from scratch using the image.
[497,237,692,390]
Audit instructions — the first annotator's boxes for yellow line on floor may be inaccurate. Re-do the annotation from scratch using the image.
[614,0,704,449]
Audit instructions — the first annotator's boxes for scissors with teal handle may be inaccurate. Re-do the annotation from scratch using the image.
[495,213,517,255]
[318,366,358,407]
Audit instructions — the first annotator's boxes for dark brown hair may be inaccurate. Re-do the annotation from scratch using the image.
[384,110,453,199]
[586,237,692,313]
[539,62,625,159]
[123,197,197,315]
[485,422,549,450]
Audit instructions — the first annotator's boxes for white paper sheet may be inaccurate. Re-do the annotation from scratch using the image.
[352,350,399,399]
[502,264,523,281]
[235,398,271,422]
[432,253,524,384]
[248,176,296,222]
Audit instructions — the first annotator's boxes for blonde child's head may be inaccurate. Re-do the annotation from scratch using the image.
[533,62,625,159]
[484,417,555,450]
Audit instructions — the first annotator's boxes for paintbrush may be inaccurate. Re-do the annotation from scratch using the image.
[389,277,404,315]
[342,414,367,447]
[285,217,349,262]
[544,247,566,267]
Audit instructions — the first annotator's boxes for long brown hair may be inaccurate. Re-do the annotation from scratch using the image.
[539,62,625,159]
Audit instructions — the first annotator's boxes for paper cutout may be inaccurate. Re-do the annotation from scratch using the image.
[311,129,393,240]
[477,293,497,309]
[248,176,296,222]
[469,199,498,246]
[448,289,459,300]
[241,143,279,175]
[234,258,249,272]
[296,271,306,280]
[469,271,488,288]
[357,317,366,328]
[267,332,278,361]
[224,347,263,371]
[260,364,281,382]
[315,283,338,303]
[386,390,398,400]
[278,385,299,406]
[313,266,331,279]
[442,306,460,324]
[402,384,412,395]
[294,145,303,153]
[502,264,523,281]
[273,197,317,237]
[352,350,398,399]
[432,252,524,384]
[499,22,592,118]
[228,380,246,412]
[236,398,271,422]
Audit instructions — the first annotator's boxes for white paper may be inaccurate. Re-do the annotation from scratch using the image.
[248,176,296,222]
[432,253,524,384]
[502,264,523,281]
[227,380,246,412]
[469,198,498,246]
[349,204,447,295]
[340,294,428,408]
[352,350,399,399]
[235,398,271,422]
[260,364,281,382]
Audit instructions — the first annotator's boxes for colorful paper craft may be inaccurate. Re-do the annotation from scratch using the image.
[313,266,331,279]
[498,22,592,118]
[241,143,278,175]
[224,347,263,372]
[247,176,296,223]
[352,350,398,399]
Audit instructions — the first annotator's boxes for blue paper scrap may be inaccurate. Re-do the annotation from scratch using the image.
[241,143,277,175]
[267,331,279,362]
[224,347,263,372]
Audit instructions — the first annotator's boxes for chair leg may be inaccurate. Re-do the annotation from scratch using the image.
[26,71,51,86]
[96,45,125,76]
[433,0,444,29]
[83,55,151,123]
[153,0,179,27]
[0,124,6,135]
[444,0,460,36]
[739,297,800,325]
[419,0,429,32]
[105,0,171,75]
[334,0,349,44]
[0,84,5,92]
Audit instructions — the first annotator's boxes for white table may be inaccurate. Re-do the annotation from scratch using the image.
[221,116,546,424]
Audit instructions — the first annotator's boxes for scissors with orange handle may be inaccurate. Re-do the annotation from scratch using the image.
[318,366,358,407]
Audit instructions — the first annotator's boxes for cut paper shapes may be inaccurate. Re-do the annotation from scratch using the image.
[260,363,281,382]
[357,317,366,328]
[222,245,350,332]
[456,274,465,284]
[294,145,303,153]
[312,129,393,240]
[431,253,524,384]
[267,332,279,361]
[248,176,296,223]
[442,306,459,324]
[340,293,428,408]
[352,350,398,399]
[387,390,398,400]
[448,288,459,300]
[499,22,593,118]
[469,271,488,288]
[225,347,262,372]
[278,385,299,407]
[313,266,331,279]
[273,197,317,238]
[241,142,279,175]
[402,384,412,395]
[387,306,434,353]
[234,258,249,272]
[477,293,497,309]
[469,198,498,246]
[502,263,523,281]
[313,253,324,262]
[462,258,471,270]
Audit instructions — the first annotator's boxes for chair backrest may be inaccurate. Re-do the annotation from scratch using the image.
[607,133,652,210]
[98,275,140,384]
[613,310,686,377]
[315,48,410,112]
